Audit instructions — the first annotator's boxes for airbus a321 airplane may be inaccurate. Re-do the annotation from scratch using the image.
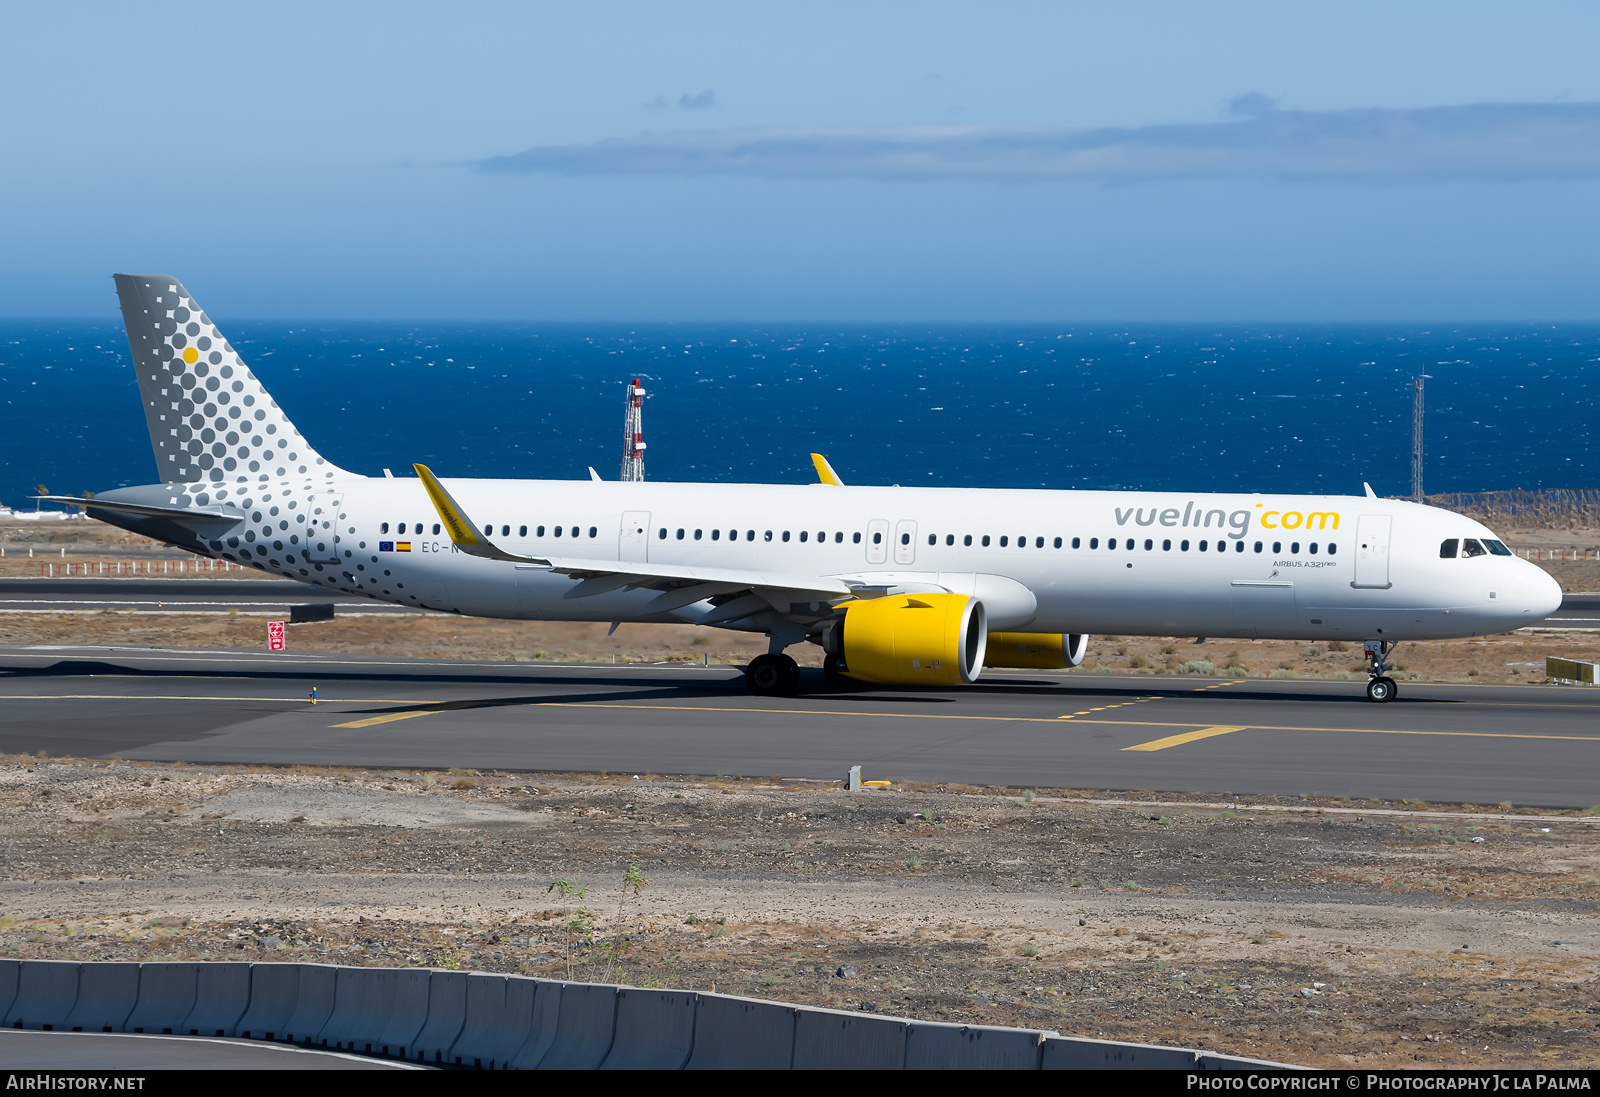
[49,275,1563,703]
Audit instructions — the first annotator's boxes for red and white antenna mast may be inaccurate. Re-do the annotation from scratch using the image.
[620,378,646,481]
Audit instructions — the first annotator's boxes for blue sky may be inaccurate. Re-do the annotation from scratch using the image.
[4,2,1600,321]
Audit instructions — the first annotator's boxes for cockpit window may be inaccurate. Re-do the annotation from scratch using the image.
[1461,538,1487,558]
[1485,539,1512,556]
[1439,538,1459,559]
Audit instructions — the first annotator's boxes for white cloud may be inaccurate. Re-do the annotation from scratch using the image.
[479,102,1600,181]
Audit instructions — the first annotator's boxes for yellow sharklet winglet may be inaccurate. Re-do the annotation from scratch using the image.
[413,463,520,561]
[810,453,845,486]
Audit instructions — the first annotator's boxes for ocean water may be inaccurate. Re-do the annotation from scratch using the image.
[2,322,1598,509]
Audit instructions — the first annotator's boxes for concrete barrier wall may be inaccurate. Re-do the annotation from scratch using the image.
[125,963,198,1035]
[601,988,697,1070]
[11,961,1298,1069]
[535,982,617,1070]
[4,961,81,1031]
[0,961,19,1023]
[184,962,251,1037]
[684,993,796,1070]
[905,1021,1044,1070]
[282,963,338,1044]
[793,1005,908,1070]
[234,963,299,1040]
[410,970,467,1064]
[320,967,397,1054]
[506,980,561,1069]
[376,968,432,1060]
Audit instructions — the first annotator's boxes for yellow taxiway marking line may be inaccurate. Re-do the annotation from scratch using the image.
[523,702,1600,744]
[1123,726,1248,752]
[1059,695,1163,720]
[332,710,447,729]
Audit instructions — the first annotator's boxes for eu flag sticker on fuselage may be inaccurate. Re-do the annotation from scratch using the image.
[379,541,394,552]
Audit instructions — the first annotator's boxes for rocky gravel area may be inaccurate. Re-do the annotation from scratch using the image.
[0,757,1596,1068]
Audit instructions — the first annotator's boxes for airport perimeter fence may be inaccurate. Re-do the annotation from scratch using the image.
[0,959,1293,1071]
[29,559,243,576]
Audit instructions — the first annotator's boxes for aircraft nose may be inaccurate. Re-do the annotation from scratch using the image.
[1520,563,1564,620]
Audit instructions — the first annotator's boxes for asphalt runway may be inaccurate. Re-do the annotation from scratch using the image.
[3,646,1599,807]
[0,577,415,614]
[0,578,1593,627]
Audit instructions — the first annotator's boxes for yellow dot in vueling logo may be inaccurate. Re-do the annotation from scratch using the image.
[182,347,199,364]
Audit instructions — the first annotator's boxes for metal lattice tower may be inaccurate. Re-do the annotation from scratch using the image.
[1411,374,1426,500]
[620,378,646,482]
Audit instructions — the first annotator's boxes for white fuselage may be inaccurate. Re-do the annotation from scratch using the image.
[225,476,1562,643]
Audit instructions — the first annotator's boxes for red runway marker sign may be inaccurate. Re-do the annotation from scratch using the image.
[268,621,286,651]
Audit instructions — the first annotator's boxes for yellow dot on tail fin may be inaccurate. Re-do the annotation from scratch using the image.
[182,347,198,364]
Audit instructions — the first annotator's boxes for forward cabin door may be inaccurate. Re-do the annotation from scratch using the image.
[619,511,651,563]
[1352,514,1393,589]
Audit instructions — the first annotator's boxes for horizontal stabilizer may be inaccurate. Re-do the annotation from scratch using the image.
[35,495,238,524]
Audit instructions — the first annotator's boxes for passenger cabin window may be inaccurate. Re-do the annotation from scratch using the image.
[521,525,528,537]
[712,529,720,541]
[554,526,562,537]
[1089,537,1099,549]
[1309,542,1318,555]
[1162,539,1171,550]
[397,523,407,534]
[1180,540,1189,551]
[1462,538,1487,558]
[1144,539,1153,550]
[657,527,666,539]
[981,535,991,547]
[380,522,390,534]
[1108,538,1118,550]
[965,535,973,546]
[1290,542,1300,554]
[1272,541,1281,553]
[928,534,936,546]
[1328,543,1338,555]
[782,531,790,542]
[1054,537,1062,548]
[1440,538,1459,558]
[764,530,773,541]
[484,524,493,537]
[590,527,598,538]
[800,531,810,542]
[676,528,685,539]
[999,536,1009,547]
[433,524,441,535]
[873,532,883,544]
[502,525,510,537]
[694,529,702,540]
[947,535,955,546]
[1235,540,1244,553]
[1071,537,1080,548]
[1253,541,1262,553]
[537,525,546,537]
[834,532,843,543]
[853,532,862,544]
[901,533,911,545]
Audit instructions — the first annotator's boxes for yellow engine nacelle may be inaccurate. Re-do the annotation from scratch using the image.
[984,632,1090,669]
[823,594,987,686]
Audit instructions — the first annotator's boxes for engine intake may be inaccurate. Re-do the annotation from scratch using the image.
[984,632,1089,669]
[823,594,987,686]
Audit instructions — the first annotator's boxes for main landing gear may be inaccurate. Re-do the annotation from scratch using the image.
[745,653,800,696]
[1364,640,1399,703]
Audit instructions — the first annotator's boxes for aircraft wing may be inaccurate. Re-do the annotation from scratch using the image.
[413,464,851,619]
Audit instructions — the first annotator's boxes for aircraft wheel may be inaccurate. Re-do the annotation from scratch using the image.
[823,653,849,686]
[746,653,799,696]
[1365,676,1397,703]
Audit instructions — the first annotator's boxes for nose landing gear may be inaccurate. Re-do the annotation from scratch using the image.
[1364,640,1398,703]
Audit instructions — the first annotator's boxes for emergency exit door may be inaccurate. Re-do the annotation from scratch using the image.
[619,511,651,562]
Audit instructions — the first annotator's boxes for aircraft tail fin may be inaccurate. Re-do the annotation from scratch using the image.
[113,274,348,486]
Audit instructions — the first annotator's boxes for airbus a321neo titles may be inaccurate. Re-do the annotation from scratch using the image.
[48,275,1563,703]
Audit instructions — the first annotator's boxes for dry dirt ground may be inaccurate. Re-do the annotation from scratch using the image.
[4,612,1600,688]
[0,758,1597,1070]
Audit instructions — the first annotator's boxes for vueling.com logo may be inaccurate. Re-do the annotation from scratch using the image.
[1114,502,1341,540]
